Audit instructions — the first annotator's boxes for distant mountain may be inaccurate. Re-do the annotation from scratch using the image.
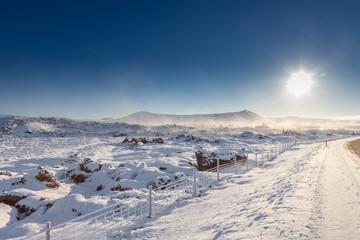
[117,110,276,128]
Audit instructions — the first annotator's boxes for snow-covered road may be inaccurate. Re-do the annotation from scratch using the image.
[128,138,360,239]
[313,138,360,239]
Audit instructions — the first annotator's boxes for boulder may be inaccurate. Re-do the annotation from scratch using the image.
[35,167,61,188]
[195,148,247,171]
[154,175,171,189]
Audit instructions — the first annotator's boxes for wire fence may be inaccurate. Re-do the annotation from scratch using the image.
[24,136,345,240]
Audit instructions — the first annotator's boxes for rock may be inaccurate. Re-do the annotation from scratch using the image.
[152,138,165,144]
[195,148,247,171]
[11,178,26,186]
[67,153,81,164]
[113,133,127,137]
[15,204,36,218]
[35,167,61,188]
[35,167,54,182]
[240,131,255,138]
[111,185,132,191]
[65,155,101,183]
[0,195,26,206]
[123,137,165,148]
[186,135,195,142]
[0,171,12,176]
[174,172,185,180]
[70,173,87,183]
[46,182,60,188]
[154,175,171,189]
[79,162,101,173]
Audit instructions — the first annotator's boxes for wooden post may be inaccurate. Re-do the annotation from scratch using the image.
[234,157,238,175]
[246,156,249,170]
[46,222,51,240]
[148,186,152,218]
[261,153,264,166]
[255,153,258,167]
[193,170,197,197]
[325,140,327,147]
[217,158,220,181]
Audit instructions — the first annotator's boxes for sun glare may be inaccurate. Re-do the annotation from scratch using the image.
[287,71,312,97]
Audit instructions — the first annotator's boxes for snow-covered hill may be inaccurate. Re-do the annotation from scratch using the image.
[118,110,276,128]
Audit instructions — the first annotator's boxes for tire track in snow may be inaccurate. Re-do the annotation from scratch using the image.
[312,138,360,239]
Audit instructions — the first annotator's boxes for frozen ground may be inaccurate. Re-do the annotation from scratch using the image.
[0,115,358,239]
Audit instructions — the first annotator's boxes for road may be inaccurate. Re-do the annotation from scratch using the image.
[313,138,360,239]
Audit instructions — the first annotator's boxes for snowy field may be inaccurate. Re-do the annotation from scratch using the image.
[0,116,357,239]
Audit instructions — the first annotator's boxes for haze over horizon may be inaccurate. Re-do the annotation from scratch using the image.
[1,0,360,119]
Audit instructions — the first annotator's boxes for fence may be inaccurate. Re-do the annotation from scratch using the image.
[25,136,342,239]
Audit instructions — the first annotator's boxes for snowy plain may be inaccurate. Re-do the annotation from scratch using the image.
[0,114,359,239]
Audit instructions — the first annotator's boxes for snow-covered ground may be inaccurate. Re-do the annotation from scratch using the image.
[312,138,360,239]
[0,115,358,239]
[128,137,360,239]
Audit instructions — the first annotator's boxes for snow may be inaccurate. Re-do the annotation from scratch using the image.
[0,114,358,239]
[127,141,327,239]
[312,138,360,239]
[0,203,17,228]
[126,138,360,239]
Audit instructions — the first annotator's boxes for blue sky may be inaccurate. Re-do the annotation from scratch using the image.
[1,0,360,119]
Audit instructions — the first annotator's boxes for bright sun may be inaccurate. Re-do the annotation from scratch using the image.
[287,71,312,97]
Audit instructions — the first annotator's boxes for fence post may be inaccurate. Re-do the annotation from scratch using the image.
[246,154,249,170]
[255,153,258,167]
[261,153,264,166]
[193,170,197,197]
[217,158,220,181]
[148,186,152,218]
[46,222,51,240]
[234,157,238,174]
[95,217,98,235]
[271,149,273,159]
